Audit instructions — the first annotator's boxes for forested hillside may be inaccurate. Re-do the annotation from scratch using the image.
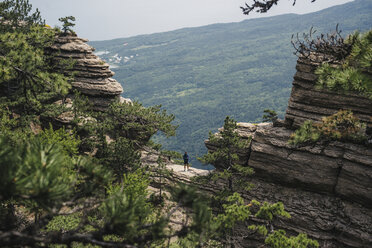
[91,0,372,167]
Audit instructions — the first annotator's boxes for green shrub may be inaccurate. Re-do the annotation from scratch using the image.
[288,121,321,145]
[315,30,372,99]
[101,170,151,239]
[318,109,366,141]
[38,124,81,156]
[265,230,319,248]
[289,110,366,146]
[0,135,75,210]
[262,109,278,123]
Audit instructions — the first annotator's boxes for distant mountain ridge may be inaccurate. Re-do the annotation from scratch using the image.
[90,0,372,168]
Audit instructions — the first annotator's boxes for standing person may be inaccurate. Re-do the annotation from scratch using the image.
[183,152,190,171]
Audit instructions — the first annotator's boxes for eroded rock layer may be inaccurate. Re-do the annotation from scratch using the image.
[243,177,372,248]
[205,122,372,247]
[285,56,372,128]
[50,34,123,111]
[245,123,372,208]
[205,55,372,247]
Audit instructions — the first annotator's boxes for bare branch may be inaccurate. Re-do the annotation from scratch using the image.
[291,25,353,63]
[241,0,317,15]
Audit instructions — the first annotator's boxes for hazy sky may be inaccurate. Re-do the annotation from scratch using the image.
[29,0,353,41]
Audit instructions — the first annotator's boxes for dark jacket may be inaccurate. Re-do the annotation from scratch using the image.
[183,154,189,162]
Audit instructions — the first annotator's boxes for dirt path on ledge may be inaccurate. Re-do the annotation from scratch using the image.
[141,149,211,181]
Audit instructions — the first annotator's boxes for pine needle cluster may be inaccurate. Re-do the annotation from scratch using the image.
[315,30,372,99]
[289,110,367,146]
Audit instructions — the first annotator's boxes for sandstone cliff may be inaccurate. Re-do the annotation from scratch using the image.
[205,56,372,248]
[50,34,124,111]
[285,56,372,128]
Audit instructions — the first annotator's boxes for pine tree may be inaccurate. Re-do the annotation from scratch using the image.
[262,109,278,123]
[0,0,43,33]
[58,16,76,34]
[201,116,253,192]
[315,30,372,99]
[199,117,319,247]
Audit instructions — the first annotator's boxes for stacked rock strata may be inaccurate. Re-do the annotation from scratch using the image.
[285,55,372,128]
[205,56,372,247]
[206,125,372,248]
[50,34,124,111]
[238,123,372,248]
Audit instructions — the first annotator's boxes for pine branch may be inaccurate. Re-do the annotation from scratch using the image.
[241,0,316,15]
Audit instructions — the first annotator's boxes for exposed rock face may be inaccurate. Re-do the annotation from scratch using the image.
[285,56,372,128]
[243,177,372,248]
[246,124,372,208]
[50,34,123,111]
[205,56,372,247]
[243,124,372,247]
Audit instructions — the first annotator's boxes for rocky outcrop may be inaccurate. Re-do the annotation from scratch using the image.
[205,56,372,247]
[50,34,123,111]
[205,125,372,248]
[244,123,372,208]
[141,149,210,185]
[243,177,372,248]
[285,56,372,128]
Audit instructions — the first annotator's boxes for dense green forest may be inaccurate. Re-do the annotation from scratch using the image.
[91,0,372,168]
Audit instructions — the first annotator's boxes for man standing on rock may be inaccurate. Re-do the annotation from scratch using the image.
[183,152,190,171]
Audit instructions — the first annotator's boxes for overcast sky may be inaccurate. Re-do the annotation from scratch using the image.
[29,0,353,41]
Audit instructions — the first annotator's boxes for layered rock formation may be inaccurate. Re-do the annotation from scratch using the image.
[50,34,124,111]
[237,123,372,247]
[285,56,372,128]
[205,56,372,247]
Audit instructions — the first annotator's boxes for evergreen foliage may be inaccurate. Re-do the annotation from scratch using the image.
[151,155,172,203]
[78,101,177,180]
[58,16,76,34]
[0,136,74,210]
[102,171,151,239]
[289,110,367,146]
[262,109,278,123]
[315,30,372,99]
[265,230,319,248]
[38,124,81,156]
[0,25,71,108]
[200,116,253,192]
[104,137,141,179]
[110,101,177,138]
[197,116,318,247]
[0,0,43,32]
[288,120,320,145]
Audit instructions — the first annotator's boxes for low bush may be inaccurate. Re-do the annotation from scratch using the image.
[289,110,367,146]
